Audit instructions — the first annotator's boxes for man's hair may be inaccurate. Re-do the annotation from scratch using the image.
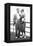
[16,8,19,11]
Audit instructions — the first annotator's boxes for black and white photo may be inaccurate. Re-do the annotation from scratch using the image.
[5,3,32,43]
[10,6,30,40]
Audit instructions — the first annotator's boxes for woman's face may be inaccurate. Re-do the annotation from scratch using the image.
[17,9,24,17]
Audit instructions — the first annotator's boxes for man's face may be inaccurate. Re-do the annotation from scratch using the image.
[16,8,21,15]
[16,8,19,14]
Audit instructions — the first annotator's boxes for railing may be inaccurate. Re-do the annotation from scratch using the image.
[10,21,30,36]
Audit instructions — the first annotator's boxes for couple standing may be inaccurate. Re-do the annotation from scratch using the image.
[13,8,26,38]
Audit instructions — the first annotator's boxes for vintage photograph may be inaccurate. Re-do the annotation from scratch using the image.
[10,6,30,41]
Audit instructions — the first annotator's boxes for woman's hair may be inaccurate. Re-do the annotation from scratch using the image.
[21,9,24,13]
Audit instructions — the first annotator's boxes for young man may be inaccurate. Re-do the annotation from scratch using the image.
[13,8,20,38]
